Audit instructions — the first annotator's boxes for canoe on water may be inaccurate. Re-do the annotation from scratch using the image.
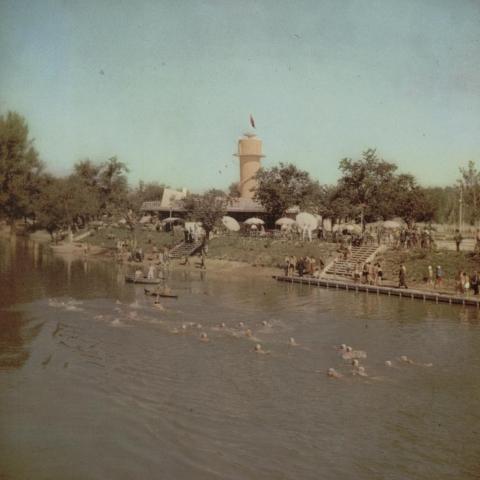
[144,288,178,299]
[125,275,162,285]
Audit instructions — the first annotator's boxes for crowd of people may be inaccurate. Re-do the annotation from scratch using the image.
[283,255,325,277]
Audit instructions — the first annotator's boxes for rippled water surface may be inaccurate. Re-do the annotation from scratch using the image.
[1,237,480,480]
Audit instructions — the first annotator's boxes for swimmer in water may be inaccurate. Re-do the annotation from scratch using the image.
[261,320,269,327]
[245,329,253,337]
[200,332,209,342]
[153,300,165,311]
[399,355,432,367]
[181,324,187,331]
[254,344,269,354]
[196,323,202,329]
[238,321,245,328]
[289,337,299,346]
[220,322,226,329]
[355,366,368,377]
[327,368,342,378]
[385,360,393,367]
[337,343,347,351]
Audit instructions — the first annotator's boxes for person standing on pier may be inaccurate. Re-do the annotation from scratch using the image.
[398,264,408,289]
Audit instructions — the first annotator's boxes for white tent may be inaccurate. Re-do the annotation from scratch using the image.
[222,216,240,231]
[244,217,265,225]
[295,212,317,230]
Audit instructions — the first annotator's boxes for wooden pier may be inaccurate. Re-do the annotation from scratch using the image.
[273,275,480,308]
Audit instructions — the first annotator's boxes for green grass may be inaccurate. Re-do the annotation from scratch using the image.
[207,234,338,268]
[83,226,181,252]
[379,248,480,290]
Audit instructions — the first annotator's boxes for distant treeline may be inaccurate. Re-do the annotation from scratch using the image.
[0,111,479,237]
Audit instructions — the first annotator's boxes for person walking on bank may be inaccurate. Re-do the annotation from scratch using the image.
[398,264,408,289]
[454,229,463,252]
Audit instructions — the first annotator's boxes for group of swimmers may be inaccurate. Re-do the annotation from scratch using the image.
[327,344,432,379]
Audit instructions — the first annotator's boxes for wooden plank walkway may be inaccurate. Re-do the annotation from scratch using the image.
[273,275,480,308]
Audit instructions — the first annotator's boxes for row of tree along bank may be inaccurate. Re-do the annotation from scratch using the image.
[1,110,480,241]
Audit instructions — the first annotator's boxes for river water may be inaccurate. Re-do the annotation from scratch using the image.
[1,237,480,480]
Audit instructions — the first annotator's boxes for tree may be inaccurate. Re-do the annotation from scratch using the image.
[35,175,97,240]
[0,111,43,227]
[336,149,399,225]
[228,182,240,198]
[458,160,480,225]
[98,156,129,216]
[182,189,228,239]
[391,174,434,225]
[129,181,167,211]
[253,163,318,217]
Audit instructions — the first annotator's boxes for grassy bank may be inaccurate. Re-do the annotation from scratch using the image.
[80,226,339,268]
[207,235,338,268]
[379,248,480,291]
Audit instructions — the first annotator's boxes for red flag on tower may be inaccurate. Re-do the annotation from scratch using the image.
[249,114,256,129]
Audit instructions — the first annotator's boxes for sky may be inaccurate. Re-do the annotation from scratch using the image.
[1,0,479,192]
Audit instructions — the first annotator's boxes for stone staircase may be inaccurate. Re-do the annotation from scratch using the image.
[169,240,203,259]
[323,244,383,278]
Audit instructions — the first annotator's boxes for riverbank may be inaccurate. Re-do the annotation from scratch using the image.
[10,223,480,295]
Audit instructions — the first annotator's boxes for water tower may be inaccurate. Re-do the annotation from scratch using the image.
[234,132,265,199]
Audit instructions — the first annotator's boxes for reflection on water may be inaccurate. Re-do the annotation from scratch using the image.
[1,237,480,480]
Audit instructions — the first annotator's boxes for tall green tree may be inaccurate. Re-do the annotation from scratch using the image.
[98,156,129,215]
[35,175,97,239]
[458,160,480,225]
[253,163,318,217]
[0,111,43,227]
[336,149,398,225]
[182,189,228,239]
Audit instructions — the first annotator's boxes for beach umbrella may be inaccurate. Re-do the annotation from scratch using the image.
[244,217,265,225]
[295,212,318,230]
[139,215,152,224]
[383,220,402,229]
[222,216,240,232]
[275,217,296,226]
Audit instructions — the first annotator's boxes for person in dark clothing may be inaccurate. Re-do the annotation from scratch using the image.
[454,229,463,252]
[471,271,479,295]
[297,257,305,277]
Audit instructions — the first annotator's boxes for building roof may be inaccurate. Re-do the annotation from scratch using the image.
[140,188,187,212]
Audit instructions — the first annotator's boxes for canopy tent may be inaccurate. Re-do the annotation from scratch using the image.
[244,217,265,225]
[295,212,318,230]
[222,216,240,232]
[382,220,403,229]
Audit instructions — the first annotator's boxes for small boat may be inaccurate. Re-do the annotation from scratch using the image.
[144,288,178,299]
[125,275,162,285]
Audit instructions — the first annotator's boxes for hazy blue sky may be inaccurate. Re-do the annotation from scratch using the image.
[1,0,479,191]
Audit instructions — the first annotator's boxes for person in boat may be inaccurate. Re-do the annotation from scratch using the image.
[289,337,299,346]
[200,332,209,342]
[254,344,267,354]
